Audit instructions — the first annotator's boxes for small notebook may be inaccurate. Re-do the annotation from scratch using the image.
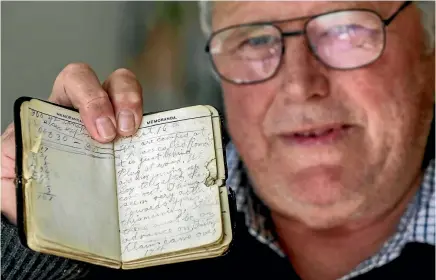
[14,97,235,269]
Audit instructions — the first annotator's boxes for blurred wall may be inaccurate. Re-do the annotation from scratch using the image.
[1,1,222,131]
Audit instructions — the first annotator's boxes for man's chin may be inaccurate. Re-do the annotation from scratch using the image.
[271,197,364,230]
[285,165,352,206]
[265,169,365,229]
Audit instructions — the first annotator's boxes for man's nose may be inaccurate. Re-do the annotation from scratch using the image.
[278,36,330,104]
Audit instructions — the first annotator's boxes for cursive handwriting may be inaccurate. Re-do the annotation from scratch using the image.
[115,115,222,262]
[27,107,114,202]
[29,108,114,159]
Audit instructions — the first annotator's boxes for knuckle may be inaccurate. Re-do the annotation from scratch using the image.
[62,62,93,77]
[113,91,143,107]
[1,123,15,142]
[112,68,136,79]
[128,93,143,107]
[83,95,109,110]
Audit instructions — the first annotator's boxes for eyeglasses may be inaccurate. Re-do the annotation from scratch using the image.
[204,1,412,85]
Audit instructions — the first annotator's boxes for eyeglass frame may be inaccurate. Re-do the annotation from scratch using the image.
[204,1,413,85]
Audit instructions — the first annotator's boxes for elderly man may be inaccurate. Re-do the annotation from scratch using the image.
[1,1,434,279]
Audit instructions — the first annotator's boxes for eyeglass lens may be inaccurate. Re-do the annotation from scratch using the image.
[209,10,385,84]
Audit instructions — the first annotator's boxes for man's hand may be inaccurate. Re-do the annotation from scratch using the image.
[1,63,143,224]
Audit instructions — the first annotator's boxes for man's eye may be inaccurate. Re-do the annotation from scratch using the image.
[242,35,277,47]
[324,24,367,38]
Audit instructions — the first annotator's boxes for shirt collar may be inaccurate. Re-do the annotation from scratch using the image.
[225,141,435,279]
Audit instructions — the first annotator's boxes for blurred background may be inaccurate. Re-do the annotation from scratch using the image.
[1,1,223,130]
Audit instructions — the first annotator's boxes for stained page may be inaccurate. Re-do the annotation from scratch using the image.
[21,99,121,260]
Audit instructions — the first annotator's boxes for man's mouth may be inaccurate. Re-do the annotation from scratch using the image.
[281,124,353,145]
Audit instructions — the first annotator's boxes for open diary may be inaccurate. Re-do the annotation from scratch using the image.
[14,97,235,269]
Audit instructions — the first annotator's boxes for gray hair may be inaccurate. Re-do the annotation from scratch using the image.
[198,1,435,51]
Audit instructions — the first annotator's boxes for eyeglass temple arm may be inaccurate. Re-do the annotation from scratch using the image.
[384,1,412,25]
[282,30,305,38]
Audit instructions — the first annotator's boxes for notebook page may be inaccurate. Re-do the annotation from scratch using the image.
[21,100,121,260]
[114,106,222,262]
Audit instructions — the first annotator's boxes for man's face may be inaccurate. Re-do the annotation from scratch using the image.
[212,1,434,228]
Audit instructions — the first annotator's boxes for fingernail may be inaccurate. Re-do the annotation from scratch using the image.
[96,117,116,140]
[117,110,135,133]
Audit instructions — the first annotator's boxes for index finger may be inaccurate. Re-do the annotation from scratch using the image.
[49,63,117,143]
[1,123,17,224]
